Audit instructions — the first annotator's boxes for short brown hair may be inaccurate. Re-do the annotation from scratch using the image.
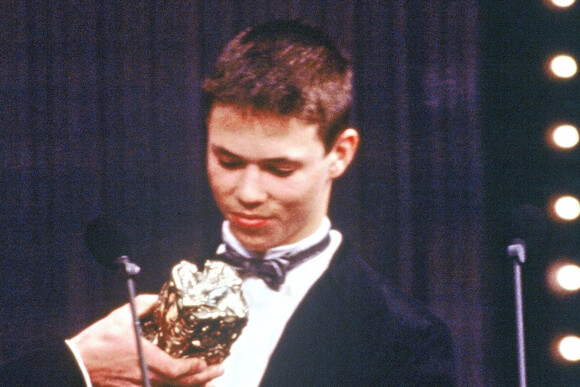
[203,20,353,151]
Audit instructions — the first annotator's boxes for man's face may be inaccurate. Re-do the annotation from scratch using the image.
[206,103,335,253]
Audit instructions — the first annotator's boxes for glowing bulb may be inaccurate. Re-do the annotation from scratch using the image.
[559,336,580,362]
[546,260,580,295]
[556,264,580,291]
[550,0,576,8]
[552,124,579,149]
[549,55,578,79]
[553,195,580,221]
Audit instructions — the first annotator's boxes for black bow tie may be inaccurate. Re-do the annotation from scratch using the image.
[214,233,331,290]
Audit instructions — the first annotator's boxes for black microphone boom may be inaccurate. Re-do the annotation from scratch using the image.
[84,217,150,387]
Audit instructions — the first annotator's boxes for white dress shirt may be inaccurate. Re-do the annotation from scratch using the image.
[210,217,341,387]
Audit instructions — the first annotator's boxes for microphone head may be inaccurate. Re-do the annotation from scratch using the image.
[85,217,132,267]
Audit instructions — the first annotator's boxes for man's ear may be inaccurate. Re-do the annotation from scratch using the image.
[328,128,359,179]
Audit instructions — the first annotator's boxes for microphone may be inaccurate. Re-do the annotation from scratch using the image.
[85,218,140,275]
[506,204,547,387]
[85,217,131,266]
[84,217,151,387]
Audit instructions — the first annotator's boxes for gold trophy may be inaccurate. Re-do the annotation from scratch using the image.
[141,260,248,364]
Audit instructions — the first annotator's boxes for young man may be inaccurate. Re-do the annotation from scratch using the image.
[1,20,455,386]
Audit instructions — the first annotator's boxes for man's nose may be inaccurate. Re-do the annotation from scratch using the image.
[235,165,267,205]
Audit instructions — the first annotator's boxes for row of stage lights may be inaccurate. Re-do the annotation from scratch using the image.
[540,0,580,364]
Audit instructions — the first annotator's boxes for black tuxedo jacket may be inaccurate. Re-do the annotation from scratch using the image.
[0,240,455,386]
[259,240,455,386]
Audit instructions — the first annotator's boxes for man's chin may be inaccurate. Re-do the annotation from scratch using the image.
[231,229,279,254]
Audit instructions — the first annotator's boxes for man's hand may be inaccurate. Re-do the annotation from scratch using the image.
[69,294,224,386]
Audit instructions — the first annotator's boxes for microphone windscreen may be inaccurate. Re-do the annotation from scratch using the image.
[85,217,132,267]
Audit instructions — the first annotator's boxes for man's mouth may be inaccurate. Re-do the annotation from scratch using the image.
[230,213,270,229]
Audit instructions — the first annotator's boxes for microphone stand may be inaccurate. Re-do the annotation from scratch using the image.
[507,239,527,387]
[116,255,151,387]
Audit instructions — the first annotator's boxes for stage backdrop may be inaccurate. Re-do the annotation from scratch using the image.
[1,1,490,385]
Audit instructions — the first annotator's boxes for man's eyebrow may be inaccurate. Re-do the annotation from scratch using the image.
[211,145,242,159]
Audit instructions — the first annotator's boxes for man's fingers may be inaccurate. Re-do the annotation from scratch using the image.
[134,294,159,316]
[166,364,224,386]
[144,342,224,386]
[144,341,206,376]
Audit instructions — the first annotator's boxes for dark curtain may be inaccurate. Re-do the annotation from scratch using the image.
[1,1,487,385]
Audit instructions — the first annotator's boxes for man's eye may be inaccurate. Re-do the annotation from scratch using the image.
[218,159,244,169]
[266,166,295,177]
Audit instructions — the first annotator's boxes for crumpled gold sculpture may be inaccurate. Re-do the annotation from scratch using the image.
[142,260,248,364]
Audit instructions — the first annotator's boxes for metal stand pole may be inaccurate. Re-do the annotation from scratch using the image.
[507,240,527,387]
[118,256,151,387]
